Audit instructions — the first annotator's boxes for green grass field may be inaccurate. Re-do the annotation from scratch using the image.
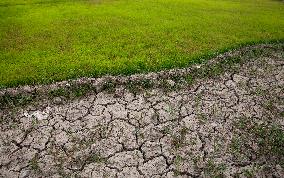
[0,0,283,87]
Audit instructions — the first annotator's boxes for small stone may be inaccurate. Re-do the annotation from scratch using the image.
[167,80,175,87]
[233,74,249,83]
[19,170,30,178]
[53,97,63,104]
[196,65,201,69]
[22,86,34,93]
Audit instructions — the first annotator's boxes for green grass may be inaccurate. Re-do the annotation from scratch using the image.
[0,0,283,87]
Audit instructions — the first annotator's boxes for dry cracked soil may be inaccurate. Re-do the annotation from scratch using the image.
[0,45,284,178]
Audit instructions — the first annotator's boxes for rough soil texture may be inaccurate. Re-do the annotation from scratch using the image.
[0,46,284,178]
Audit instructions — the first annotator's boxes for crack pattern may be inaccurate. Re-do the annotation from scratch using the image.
[0,50,284,178]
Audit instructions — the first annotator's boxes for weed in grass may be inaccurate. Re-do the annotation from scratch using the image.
[280,111,284,117]
[31,117,39,128]
[29,154,40,172]
[185,74,195,85]
[159,79,178,92]
[243,169,254,178]
[161,126,171,135]
[159,80,169,91]
[139,132,145,140]
[173,170,181,177]
[0,117,4,125]
[126,79,153,94]
[197,113,207,124]
[236,118,249,130]
[139,79,153,89]
[230,137,242,156]
[223,56,242,66]
[171,136,182,149]
[0,93,34,108]
[253,87,267,96]
[264,100,275,112]
[171,127,188,149]
[126,82,140,94]
[101,80,116,93]
[170,75,183,83]
[194,94,202,108]
[165,104,174,115]
[209,65,224,77]
[213,139,222,153]
[173,155,185,175]
[72,84,93,97]
[174,155,184,166]
[192,155,201,166]
[88,153,106,164]
[49,88,69,98]
[251,48,265,58]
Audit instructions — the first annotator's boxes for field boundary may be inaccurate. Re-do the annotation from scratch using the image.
[0,42,283,108]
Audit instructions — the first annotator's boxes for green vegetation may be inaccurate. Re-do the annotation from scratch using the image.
[253,124,284,158]
[100,80,116,93]
[0,0,283,87]
[29,153,40,172]
[126,79,153,94]
[231,117,284,166]
[204,160,226,178]
[87,153,106,163]
[0,93,35,108]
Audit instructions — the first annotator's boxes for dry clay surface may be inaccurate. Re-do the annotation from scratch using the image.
[1,50,284,178]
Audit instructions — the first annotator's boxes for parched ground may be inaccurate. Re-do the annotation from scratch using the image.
[0,45,284,178]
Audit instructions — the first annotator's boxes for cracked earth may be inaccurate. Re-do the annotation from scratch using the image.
[0,46,284,178]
